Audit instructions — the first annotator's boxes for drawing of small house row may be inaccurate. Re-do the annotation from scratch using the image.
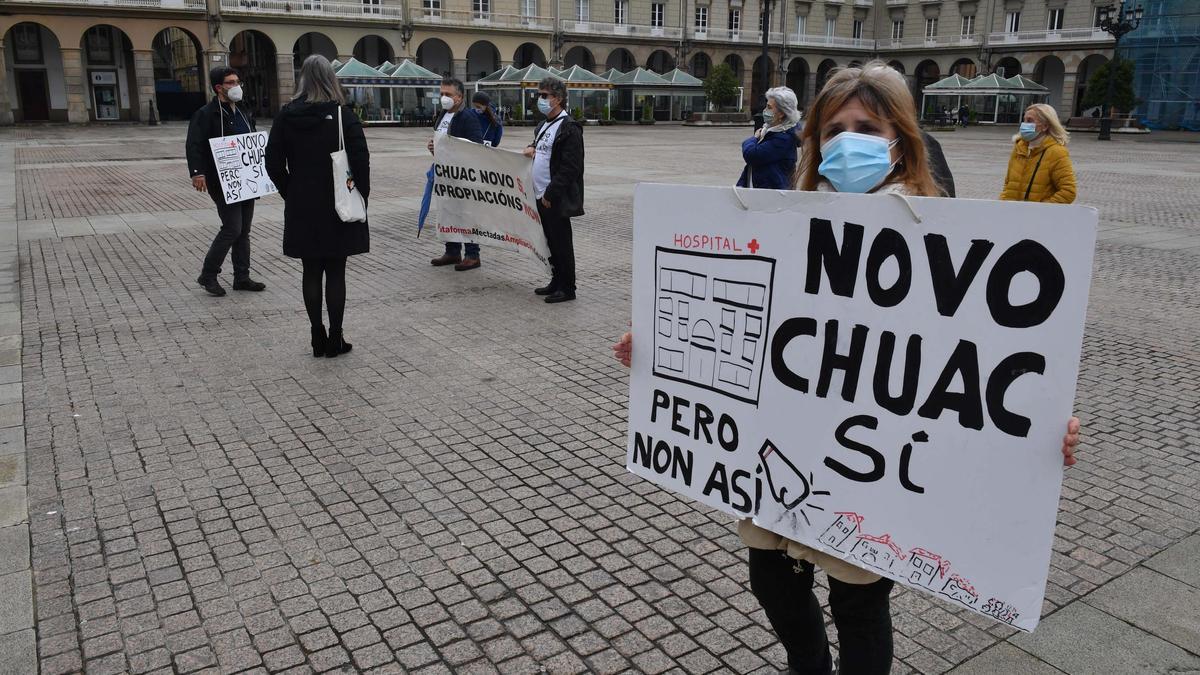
[819,512,864,553]
[940,574,980,609]
[906,548,951,589]
[849,533,905,573]
[652,248,776,405]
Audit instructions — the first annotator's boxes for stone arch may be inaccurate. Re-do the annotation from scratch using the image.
[647,49,675,72]
[417,38,454,76]
[886,59,905,75]
[751,54,775,104]
[151,27,204,121]
[605,48,636,72]
[466,40,501,79]
[848,60,863,68]
[915,58,940,113]
[994,56,1021,78]
[689,52,712,78]
[816,58,838,91]
[723,53,744,80]
[4,22,68,122]
[1032,55,1066,112]
[786,57,808,105]
[79,24,136,121]
[1074,53,1109,116]
[353,35,395,68]
[563,46,595,71]
[951,57,977,78]
[294,32,337,74]
[513,42,546,68]
[229,30,279,117]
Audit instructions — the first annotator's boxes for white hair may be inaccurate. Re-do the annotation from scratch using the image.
[766,86,801,125]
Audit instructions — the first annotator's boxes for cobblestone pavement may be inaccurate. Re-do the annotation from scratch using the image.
[0,122,1197,675]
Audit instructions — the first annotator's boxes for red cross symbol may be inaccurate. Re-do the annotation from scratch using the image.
[748,238,760,254]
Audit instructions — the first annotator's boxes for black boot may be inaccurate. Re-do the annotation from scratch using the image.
[311,325,327,358]
[325,329,352,358]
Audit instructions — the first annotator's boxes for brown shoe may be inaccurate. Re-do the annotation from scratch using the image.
[431,254,462,266]
[454,258,481,271]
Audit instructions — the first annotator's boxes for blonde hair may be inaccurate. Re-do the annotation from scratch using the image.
[1015,103,1069,145]
[795,61,940,196]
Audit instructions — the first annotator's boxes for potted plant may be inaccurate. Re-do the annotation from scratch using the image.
[571,106,584,121]
[599,105,613,126]
[638,101,655,125]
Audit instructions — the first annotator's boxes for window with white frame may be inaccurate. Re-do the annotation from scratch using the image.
[925,17,937,38]
[961,14,975,35]
[521,0,536,17]
[574,0,587,21]
[362,0,381,15]
[473,0,489,18]
[729,8,741,32]
[423,0,440,17]
[825,17,836,37]
[614,0,627,24]
[796,14,806,36]
[1005,11,1021,32]
[651,2,664,27]
[1047,8,1064,30]
[695,6,708,32]
[891,19,903,40]
[852,19,863,40]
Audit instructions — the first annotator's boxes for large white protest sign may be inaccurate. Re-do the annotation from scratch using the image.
[208,132,277,205]
[432,134,550,270]
[627,184,1096,631]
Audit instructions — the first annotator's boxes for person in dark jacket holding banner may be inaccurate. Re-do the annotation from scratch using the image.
[265,55,370,359]
[186,66,266,297]
[428,77,485,271]
[523,77,584,304]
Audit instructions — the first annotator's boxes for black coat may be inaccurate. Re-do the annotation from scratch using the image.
[434,107,483,143]
[922,131,956,198]
[185,97,257,203]
[532,116,585,218]
[265,97,370,259]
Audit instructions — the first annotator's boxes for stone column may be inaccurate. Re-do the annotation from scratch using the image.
[276,53,295,112]
[805,70,817,106]
[132,50,157,122]
[453,58,467,80]
[0,40,13,125]
[1059,72,1077,119]
[61,48,90,123]
[204,50,229,94]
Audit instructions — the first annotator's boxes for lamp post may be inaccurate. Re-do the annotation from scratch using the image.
[759,0,773,97]
[400,24,415,57]
[1096,1,1143,141]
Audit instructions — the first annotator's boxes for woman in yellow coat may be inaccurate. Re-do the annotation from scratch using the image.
[999,103,1077,203]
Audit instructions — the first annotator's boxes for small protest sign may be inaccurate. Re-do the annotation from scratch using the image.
[208,131,277,205]
[626,184,1097,631]
[431,134,550,270]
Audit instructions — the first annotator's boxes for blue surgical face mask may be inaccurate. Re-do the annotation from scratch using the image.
[818,132,900,194]
[1019,122,1040,141]
[537,97,553,116]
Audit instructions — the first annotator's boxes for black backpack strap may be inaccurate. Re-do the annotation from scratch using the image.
[1023,148,1047,201]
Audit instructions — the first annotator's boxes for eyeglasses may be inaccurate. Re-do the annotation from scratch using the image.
[223,80,242,86]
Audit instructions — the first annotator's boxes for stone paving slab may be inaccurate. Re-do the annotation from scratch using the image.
[0,570,32,635]
[0,525,29,576]
[0,628,36,675]
[948,641,1065,675]
[1012,602,1200,674]
[1145,534,1200,589]
[1085,567,1200,656]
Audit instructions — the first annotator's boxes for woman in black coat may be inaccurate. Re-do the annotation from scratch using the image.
[265,55,370,358]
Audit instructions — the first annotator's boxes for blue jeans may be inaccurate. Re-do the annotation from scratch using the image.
[444,242,479,259]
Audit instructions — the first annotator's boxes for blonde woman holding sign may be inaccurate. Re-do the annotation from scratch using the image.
[999,103,1077,204]
[614,62,1081,674]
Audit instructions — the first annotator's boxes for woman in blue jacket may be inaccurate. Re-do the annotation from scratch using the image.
[737,86,801,189]
[472,92,504,147]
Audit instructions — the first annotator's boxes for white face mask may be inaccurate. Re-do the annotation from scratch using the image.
[440,95,455,111]
[226,85,244,103]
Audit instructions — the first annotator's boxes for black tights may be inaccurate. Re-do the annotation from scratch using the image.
[302,257,347,331]
[748,548,894,675]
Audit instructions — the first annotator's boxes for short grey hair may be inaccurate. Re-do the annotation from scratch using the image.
[537,77,567,103]
[765,86,800,125]
[295,55,346,105]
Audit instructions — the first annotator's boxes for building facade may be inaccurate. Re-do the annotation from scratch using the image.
[1119,0,1200,129]
[2,0,1119,125]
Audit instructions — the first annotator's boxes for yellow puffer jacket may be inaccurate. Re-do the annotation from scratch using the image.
[999,137,1077,204]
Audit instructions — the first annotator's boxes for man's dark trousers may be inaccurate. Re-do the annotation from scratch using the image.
[537,201,575,293]
[200,197,254,282]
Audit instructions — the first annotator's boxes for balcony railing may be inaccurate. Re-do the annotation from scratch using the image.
[698,26,784,43]
[987,27,1114,46]
[417,9,553,30]
[561,20,683,39]
[9,0,204,8]
[220,0,402,20]
[789,33,874,49]
[884,33,983,49]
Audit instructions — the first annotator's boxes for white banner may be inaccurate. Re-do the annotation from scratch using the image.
[627,184,1097,632]
[432,134,550,270]
[208,132,277,205]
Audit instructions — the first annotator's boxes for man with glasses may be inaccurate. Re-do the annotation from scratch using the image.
[186,66,267,297]
[522,77,584,304]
